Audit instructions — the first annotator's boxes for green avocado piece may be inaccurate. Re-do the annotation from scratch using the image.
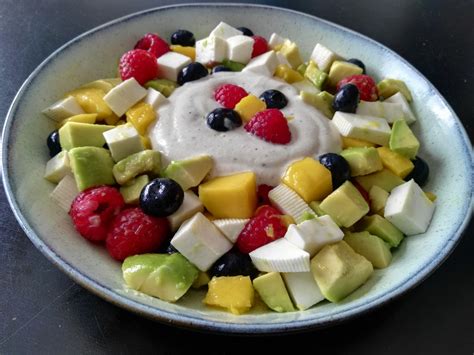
[368,185,389,213]
[309,201,328,217]
[222,59,246,72]
[192,271,211,289]
[162,155,213,191]
[59,122,114,151]
[145,79,177,97]
[113,150,161,185]
[296,63,308,76]
[389,119,420,159]
[119,175,150,205]
[327,61,363,87]
[69,147,115,191]
[253,272,295,312]
[377,78,413,102]
[356,214,404,248]
[340,147,383,177]
[354,169,404,193]
[344,231,392,268]
[301,210,317,221]
[300,91,334,118]
[311,241,373,302]
[122,253,199,302]
[279,40,303,69]
[304,61,328,89]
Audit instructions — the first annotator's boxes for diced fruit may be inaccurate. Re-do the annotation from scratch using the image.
[328,61,363,87]
[198,171,257,219]
[369,185,389,213]
[344,232,392,268]
[389,119,420,159]
[274,64,304,84]
[237,27,254,36]
[300,91,334,118]
[309,201,327,217]
[214,84,248,109]
[227,35,255,64]
[384,92,416,124]
[112,150,161,185]
[44,151,71,183]
[57,113,97,128]
[253,272,295,312]
[405,156,430,186]
[145,79,177,97]
[103,123,145,162]
[377,147,414,179]
[244,109,291,144]
[192,271,211,289]
[195,36,227,66]
[162,155,213,191]
[78,78,121,94]
[233,94,267,121]
[311,241,373,302]
[119,49,158,85]
[170,29,196,47]
[213,218,249,243]
[170,45,196,61]
[296,63,308,76]
[177,62,208,85]
[212,65,232,73]
[120,175,150,205]
[122,253,198,302]
[356,214,404,248]
[277,40,302,69]
[66,88,116,121]
[332,84,360,113]
[104,77,148,117]
[69,147,115,191]
[204,276,254,315]
[47,130,62,157]
[140,178,184,217]
[50,174,79,212]
[206,108,242,131]
[377,78,412,101]
[42,96,85,121]
[58,122,114,151]
[340,147,383,177]
[259,90,288,109]
[209,21,243,39]
[337,74,378,101]
[341,137,376,149]
[355,101,405,124]
[425,192,437,202]
[157,51,192,82]
[209,249,259,279]
[221,59,246,72]
[304,61,328,89]
[354,168,404,192]
[126,102,156,136]
[310,43,338,72]
[268,32,286,49]
[134,33,170,58]
[242,50,279,76]
[282,272,324,310]
[346,58,366,73]
[293,78,320,95]
[268,184,313,223]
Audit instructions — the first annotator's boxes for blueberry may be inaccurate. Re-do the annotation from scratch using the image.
[318,153,351,189]
[139,178,184,217]
[347,58,366,74]
[209,249,259,279]
[47,130,61,157]
[102,143,109,150]
[206,108,242,132]
[237,27,254,36]
[170,29,195,47]
[177,62,208,85]
[405,156,429,186]
[259,89,288,109]
[332,83,360,113]
[211,65,232,74]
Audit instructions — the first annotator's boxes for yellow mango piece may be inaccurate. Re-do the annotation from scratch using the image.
[126,102,156,135]
[198,171,257,218]
[342,136,377,149]
[282,157,332,203]
[116,120,126,125]
[170,45,196,61]
[56,113,97,128]
[66,88,114,120]
[278,40,303,69]
[104,113,120,125]
[203,276,254,315]
[140,135,152,149]
[234,95,266,123]
[377,147,414,179]
[274,64,304,84]
[425,191,437,202]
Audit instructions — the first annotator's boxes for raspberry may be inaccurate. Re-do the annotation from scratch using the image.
[214,84,248,109]
[119,49,158,85]
[106,207,170,261]
[337,74,378,101]
[236,205,288,254]
[257,184,274,206]
[134,33,170,59]
[69,186,125,243]
[244,109,291,144]
[251,35,269,58]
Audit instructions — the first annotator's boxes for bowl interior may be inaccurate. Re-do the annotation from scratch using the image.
[3,4,472,333]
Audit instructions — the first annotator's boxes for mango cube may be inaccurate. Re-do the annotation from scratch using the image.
[234,95,266,123]
[203,276,254,314]
[57,113,97,128]
[126,102,156,135]
[170,45,196,61]
[66,88,115,121]
[198,171,257,218]
[282,157,332,203]
[377,147,414,179]
[274,64,304,84]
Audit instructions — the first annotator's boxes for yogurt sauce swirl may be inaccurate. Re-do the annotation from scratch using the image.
[149,72,341,186]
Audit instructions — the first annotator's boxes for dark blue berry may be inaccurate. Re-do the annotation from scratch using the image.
[102,143,109,150]
[139,178,184,217]
[347,58,366,74]
[237,27,254,36]
[259,89,288,109]
[405,156,429,186]
[177,62,208,86]
[206,108,242,132]
[211,65,232,74]
[47,130,61,157]
[332,83,360,113]
[170,29,195,47]
[319,153,351,189]
[209,249,259,279]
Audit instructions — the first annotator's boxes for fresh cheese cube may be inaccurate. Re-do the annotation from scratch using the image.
[292,79,321,95]
[282,272,325,310]
[384,92,416,124]
[310,43,338,72]
[195,36,227,66]
[103,78,147,117]
[384,180,435,235]
[285,215,344,256]
[156,52,192,82]
[356,101,405,124]
[213,218,249,243]
[44,151,71,183]
[268,33,287,49]
[50,174,79,212]
[171,212,232,271]
[103,123,144,162]
[276,51,292,67]
[209,21,243,39]
[167,191,204,232]
[143,88,168,111]
[242,50,279,76]
[42,96,85,122]
[249,239,310,272]
[268,184,314,223]
[332,112,392,146]
[226,35,254,64]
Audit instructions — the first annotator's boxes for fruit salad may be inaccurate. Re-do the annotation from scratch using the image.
[42,22,436,315]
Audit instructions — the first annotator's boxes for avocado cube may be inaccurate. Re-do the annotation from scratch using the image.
[354,169,404,192]
[304,61,328,89]
[344,231,392,268]
[296,63,308,76]
[327,61,363,87]
[300,91,334,118]
[162,155,213,191]
[377,147,414,179]
[369,185,389,213]
[145,79,177,97]
[377,78,413,101]
[356,214,404,247]
[274,64,304,84]
[340,147,383,176]
[341,136,376,149]
[69,147,115,191]
[253,272,295,312]
[389,119,420,159]
[222,59,246,72]
[309,201,328,218]
[119,175,150,205]
[192,271,211,289]
[113,150,161,185]
[278,40,303,69]
[58,122,114,151]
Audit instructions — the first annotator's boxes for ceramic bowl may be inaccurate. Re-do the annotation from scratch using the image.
[2,4,473,334]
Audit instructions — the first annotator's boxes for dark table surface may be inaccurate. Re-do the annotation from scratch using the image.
[1,0,472,353]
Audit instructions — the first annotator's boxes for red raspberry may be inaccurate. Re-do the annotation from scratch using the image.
[119,49,158,85]
[106,207,170,261]
[251,35,269,58]
[134,33,170,59]
[69,186,125,243]
[236,205,288,254]
[244,109,291,144]
[337,74,378,101]
[214,84,248,109]
[257,184,274,206]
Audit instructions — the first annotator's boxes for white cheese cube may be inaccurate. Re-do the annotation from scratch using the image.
[143,88,168,110]
[268,184,314,223]
[44,151,71,184]
[282,272,325,310]
[249,239,310,272]
[50,174,79,212]
[268,33,287,49]
[384,180,435,235]
[285,215,344,256]
[209,21,243,39]
[276,51,292,67]
[332,111,392,146]
[292,79,321,95]
[167,191,204,232]
[356,101,405,124]
[42,96,85,122]
[103,78,147,117]
[242,50,279,76]
[384,92,417,124]
[156,52,192,82]
[213,218,249,243]
[226,35,254,64]
[310,43,338,72]
[171,212,232,271]
[195,36,227,66]
[103,123,144,162]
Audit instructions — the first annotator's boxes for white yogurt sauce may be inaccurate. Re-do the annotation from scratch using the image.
[149,72,341,186]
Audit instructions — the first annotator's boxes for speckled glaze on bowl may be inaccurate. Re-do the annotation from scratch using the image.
[2,4,473,334]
